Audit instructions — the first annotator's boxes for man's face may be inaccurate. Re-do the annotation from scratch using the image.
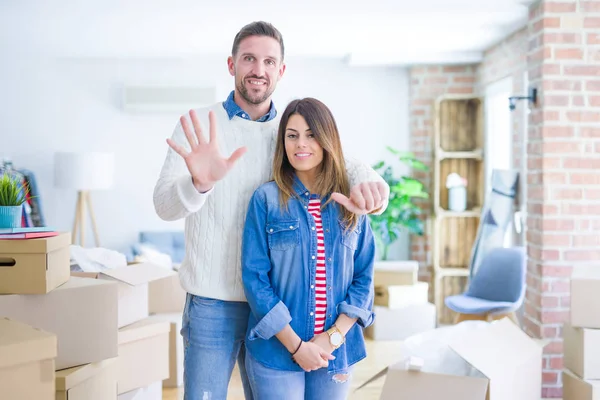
[228,35,286,106]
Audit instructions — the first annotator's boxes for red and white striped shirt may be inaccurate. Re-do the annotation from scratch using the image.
[308,197,327,334]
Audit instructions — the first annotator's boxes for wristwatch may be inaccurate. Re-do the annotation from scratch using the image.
[326,325,345,350]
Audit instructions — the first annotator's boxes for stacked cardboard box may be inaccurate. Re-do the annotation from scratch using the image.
[563,266,600,399]
[147,272,186,388]
[72,261,175,398]
[0,233,174,400]
[365,260,437,340]
[0,233,120,399]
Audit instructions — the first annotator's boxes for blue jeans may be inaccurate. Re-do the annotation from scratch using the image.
[245,351,353,400]
[181,294,253,400]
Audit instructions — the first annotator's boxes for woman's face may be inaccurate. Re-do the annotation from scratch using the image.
[284,114,324,177]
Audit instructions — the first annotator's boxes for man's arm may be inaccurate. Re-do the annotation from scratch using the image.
[332,157,390,216]
[153,118,212,221]
[153,109,246,221]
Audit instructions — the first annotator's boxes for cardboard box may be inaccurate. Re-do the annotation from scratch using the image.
[0,232,70,294]
[359,318,545,400]
[117,318,170,394]
[563,368,600,400]
[149,313,183,387]
[0,317,57,400]
[73,262,175,328]
[374,282,429,308]
[571,265,600,328]
[374,260,419,287]
[365,303,436,341]
[149,273,186,314]
[564,323,600,380]
[118,381,162,400]
[55,358,117,400]
[0,276,118,370]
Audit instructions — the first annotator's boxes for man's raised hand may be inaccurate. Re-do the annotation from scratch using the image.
[167,110,247,193]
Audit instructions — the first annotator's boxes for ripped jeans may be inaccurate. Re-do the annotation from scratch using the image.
[181,294,253,400]
[245,351,353,400]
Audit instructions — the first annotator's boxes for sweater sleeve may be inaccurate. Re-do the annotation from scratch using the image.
[153,117,213,221]
[344,157,390,215]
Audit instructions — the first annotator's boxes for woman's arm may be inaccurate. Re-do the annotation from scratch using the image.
[336,215,376,328]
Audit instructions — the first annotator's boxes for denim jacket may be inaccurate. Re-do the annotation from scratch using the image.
[241,177,376,373]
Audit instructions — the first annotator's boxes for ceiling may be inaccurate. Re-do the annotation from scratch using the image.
[1,0,534,65]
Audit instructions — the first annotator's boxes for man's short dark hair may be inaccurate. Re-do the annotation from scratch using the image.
[231,21,284,61]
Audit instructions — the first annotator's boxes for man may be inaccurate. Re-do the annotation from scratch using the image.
[154,21,389,400]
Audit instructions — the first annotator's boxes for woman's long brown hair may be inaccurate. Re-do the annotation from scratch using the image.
[272,98,358,231]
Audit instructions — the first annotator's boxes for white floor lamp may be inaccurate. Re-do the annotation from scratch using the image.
[54,152,115,247]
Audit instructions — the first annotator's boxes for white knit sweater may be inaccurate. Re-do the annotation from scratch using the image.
[153,103,386,302]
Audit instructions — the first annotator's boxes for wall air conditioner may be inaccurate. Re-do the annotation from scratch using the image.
[122,85,217,113]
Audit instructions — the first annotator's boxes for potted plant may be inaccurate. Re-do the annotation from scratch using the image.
[0,172,29,228]
[369,146,429,263]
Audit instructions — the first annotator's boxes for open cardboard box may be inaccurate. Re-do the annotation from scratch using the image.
[357,318,547,400]
[72,262,175,327]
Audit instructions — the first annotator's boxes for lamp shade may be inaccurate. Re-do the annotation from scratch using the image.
[54,152,115,190]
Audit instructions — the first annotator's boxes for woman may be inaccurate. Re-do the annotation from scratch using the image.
[241,97,376,399]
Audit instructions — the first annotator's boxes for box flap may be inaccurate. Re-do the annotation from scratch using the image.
[354,365,392,392]
[118,318,171,345]
[101,262,175,286]
[55,357,116,391]
[572,265,600,280]
[0,232,70,254]
[448,318,543,399]
[0,317,57,369]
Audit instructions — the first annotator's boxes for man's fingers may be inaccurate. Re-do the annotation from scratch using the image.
[189,110,207,146]
[208,110,218,145]
[370,182,383,209]
[350,187,367,210]
[180,115,198,149]
[226,147,248,168]
[361,184,375,211]
[166,138,187,158]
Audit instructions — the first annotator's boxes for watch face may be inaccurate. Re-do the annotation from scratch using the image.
[331,332,343,346]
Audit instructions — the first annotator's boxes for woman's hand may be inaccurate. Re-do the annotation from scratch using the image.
[310,332,335,355]
[293,341,335,372]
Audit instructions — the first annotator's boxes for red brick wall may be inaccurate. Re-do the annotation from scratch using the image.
[526,0,599,397]
[408,65,477,280]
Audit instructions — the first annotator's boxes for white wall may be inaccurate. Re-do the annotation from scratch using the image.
[0,54,410,257]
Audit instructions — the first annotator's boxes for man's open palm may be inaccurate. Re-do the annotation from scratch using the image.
[167,110,247,192]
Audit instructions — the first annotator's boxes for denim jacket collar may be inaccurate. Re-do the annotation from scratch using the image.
[291,174,331,205]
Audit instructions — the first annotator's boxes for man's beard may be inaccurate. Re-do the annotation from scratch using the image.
[237,77,274,106]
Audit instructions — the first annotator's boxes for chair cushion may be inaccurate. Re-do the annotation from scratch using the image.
[445,294,516,314]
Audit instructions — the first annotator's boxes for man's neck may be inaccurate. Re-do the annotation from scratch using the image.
[233,90,272,121]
